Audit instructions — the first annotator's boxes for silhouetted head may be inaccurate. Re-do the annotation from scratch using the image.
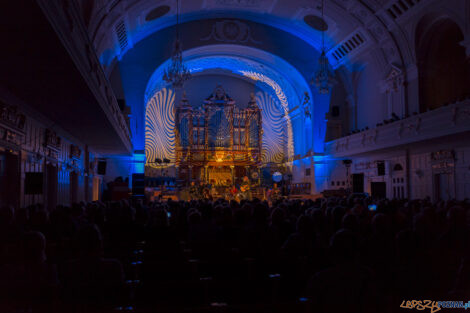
[0,205,14,225]
[342,213,358,232]
[330,229,358,264]
[296,214,314,237]
[23,231,46,263]
[77,224,103,257]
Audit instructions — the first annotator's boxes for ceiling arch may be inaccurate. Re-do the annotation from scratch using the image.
[144,44,310,109]
[91,0,363,64]
[144,44,314,160]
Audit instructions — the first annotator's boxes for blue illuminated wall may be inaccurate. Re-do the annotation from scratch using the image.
[110,17,349,193]
[143,52,309,164]
[115,18,325,154]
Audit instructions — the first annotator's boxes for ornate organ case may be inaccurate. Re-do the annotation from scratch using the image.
[174,85,262,183]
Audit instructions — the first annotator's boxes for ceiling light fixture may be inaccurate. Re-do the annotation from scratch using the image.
[311,0,335,94]
[162,0,191,89]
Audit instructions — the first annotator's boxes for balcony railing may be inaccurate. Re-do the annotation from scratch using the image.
[325,98,470,157]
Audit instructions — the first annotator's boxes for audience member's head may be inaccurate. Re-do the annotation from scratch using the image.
[22,231,46,263]
[330,229,358,264]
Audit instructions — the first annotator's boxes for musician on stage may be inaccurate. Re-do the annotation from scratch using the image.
[270,182,281,202]
[197,181,205,200]
[229,184,238,201]
[189,181,198,200]
[240,176,252,201]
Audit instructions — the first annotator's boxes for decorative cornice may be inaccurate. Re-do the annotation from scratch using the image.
[379,63,404,93]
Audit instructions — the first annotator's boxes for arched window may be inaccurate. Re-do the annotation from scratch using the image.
[416,18,470,112]
[393,163,403,171]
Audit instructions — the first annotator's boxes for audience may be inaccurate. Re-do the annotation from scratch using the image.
[0,196,469,312]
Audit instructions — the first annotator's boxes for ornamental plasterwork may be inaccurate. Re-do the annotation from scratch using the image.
[398,117,421,139]
[361,129,378,146]
[202,0,276,12]
[451,101,470,126]
[335,137,349,152]
[201,20,262,44]
[380,64,404,93]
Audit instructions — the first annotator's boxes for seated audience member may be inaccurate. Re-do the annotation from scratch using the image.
[0,231,59,313]
[61,224,125,309]
[305,229,377,313]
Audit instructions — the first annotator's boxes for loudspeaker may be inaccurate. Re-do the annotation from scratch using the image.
[97,159,107,175]
[132,173,145,196]
[332,105,340,117]
[377,161,385,176]
[352,173,364,193]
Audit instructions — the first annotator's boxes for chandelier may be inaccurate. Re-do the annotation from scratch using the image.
[311,0,335,94]
[163,0,191,88]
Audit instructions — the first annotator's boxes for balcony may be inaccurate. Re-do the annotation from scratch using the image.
[0,0,132,155]
[325,98,470,157]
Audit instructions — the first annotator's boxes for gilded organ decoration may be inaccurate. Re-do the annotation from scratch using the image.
[174,85,262,184]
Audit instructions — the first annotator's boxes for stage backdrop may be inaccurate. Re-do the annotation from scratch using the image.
[145,87,286,167]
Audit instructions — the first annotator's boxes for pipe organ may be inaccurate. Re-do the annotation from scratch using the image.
[174,85,262,185]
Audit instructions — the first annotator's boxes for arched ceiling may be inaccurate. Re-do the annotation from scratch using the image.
[90,0,364,64]
[143,44,314,160]
[144,44,311,108]
[89,0,411,155]
[87,0,408,75]
[111,15,336,134]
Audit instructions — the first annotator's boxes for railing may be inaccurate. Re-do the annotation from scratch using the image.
[325,98,470,157]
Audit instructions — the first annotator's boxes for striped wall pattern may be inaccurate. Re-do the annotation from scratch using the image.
[144,88,287,164]
[255,91,286,163]
[145,88,176,166]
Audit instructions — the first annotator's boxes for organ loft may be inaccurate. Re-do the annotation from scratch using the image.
[174,85,262,186]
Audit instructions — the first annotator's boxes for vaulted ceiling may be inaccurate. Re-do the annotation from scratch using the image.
[84,0,407,74]
[78,0,423,156]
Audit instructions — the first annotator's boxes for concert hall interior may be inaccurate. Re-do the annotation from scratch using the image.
[1,0,470,312]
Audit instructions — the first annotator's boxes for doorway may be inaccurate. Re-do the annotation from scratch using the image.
[352,173,364,193]
[70,171,78,204]
[0,151,20,208]
[434,173,451,201]
[46,164,58,210]
[371,182,387,199]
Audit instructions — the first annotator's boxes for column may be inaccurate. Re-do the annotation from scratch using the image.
[188,165,193,183]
